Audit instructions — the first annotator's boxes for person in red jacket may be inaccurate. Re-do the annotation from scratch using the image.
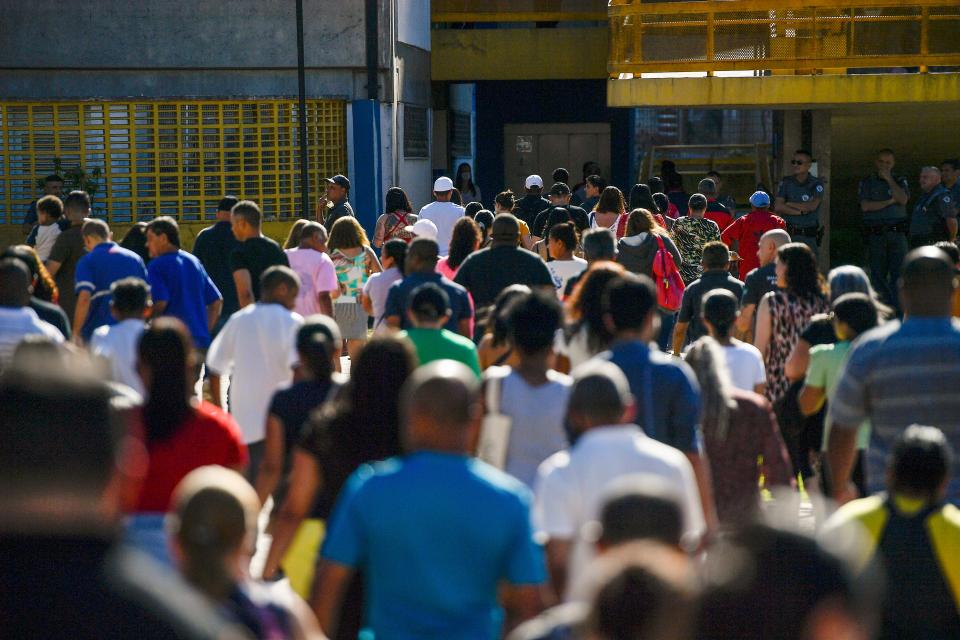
[721,191,787,280]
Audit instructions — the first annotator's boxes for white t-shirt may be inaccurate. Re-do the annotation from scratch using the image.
[418,201,465,255]
[90,318,146,396]
[547,258,587,297]
[0,306,64,373]
[534,425,704,601]
[34,223,63,262]
[722,341,766,392]
[206,303,303,443]
[285,247,338,317]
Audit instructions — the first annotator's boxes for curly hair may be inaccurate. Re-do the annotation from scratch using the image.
[778,242,826,300]
[2,245,58,303]
[447,217,481,270]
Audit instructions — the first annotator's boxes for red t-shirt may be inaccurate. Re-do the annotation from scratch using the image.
[705,202,733,232]
[721,209,787,279]
[133,401,247,512]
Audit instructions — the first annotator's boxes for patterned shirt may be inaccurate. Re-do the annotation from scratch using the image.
[764,290,829,403]
[671,216,721,284]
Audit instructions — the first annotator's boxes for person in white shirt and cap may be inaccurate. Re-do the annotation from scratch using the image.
[418,177,465,256]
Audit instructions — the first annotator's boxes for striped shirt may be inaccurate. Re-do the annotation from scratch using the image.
[830,317,960,501]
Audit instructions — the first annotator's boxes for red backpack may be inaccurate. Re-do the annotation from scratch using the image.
[652,235,684,312]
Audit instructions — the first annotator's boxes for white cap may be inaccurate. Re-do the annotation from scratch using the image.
[525,175,544,189]
[405,219,438,240]
[433,176,454,192]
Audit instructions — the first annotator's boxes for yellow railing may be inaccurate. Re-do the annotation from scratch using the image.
[0,100,347,225]
[609,0,960,75]
[433,0,605,23]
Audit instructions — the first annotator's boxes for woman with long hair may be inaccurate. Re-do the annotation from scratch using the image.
[283,219,310,250]
[589,186,627,238]
[120,222,151,264]
[629,183,667,229]
[474,210,494,248]
[455,162,481,204]
[373,187,417,247]
[438,217,481,279]
[561,262,625,368]
[328,217,382,362]
[261,336,416,639]
[685,337,793,527]
[477,284,531,370]
[128,318,246,565]
[3,244,58,303]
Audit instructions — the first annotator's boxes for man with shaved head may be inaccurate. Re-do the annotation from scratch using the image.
[313,360,546,639]
[736,228,791,339]
[533,360,704,601]
[829,246,960,504]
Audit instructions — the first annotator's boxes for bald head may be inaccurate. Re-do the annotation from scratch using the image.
[567,361,635,435]
[0,258,32,307]
[401,360,481,453]
[899,247,956,318]
[758,228,791,266]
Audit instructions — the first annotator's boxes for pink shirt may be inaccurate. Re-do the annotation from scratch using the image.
[285,247,338,317]
[436,256,458,280]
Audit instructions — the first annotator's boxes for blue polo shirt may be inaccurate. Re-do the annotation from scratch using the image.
[322,452,546,640]
[74,241,147,341]
[383,271,473,334]
[147,249,222,348]
[600,340,702,453]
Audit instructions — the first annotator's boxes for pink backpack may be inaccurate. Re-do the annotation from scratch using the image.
[652,235,684,312]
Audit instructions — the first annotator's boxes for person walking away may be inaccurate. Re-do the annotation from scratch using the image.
[437,217,481,280]
[672,194,721,285]
[562,227,616,298]
[169,466,323,639]
[312,360,546,639]
[531,183,589,240]
[774,149,825,255]
[515,175,551,229]
[822,426,960,639]
[696,178,733,231]
[700,289,765,395]
[672,242,743,354]
[721,191,786,280]
[477,285,532,370]
[481,290,570,489]
[192,196,241,336]
[261,336,415,626]
[0,259,64,373]
[628,183,668,229]
[127,319,246,565]
[145,217,223,364]
[546,222,587,298]
[373,187,417,247]
[398,283,481,377]
[419,176,466,256]
[361,238,406,332]
[858,149,910,310]
[229,200,289,308]
[736,228,790,341]
[706,170,737,213]
[89,277,151,397]
[908,166,957,248]
[206,267,304,483]
[72,218,147,344]
[328,217,381,362]
[45,190,91,324]
[588,187,627,238]
[317,175,354,232]
[684,336,793,528]
[827,247,960,504]
[534,361,704,600]
[559,263,625,370]
[285,222,337,318]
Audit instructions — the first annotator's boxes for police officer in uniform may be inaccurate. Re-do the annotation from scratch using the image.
[909,166,957,248]
[859,148,910,308]
[774,149,825,255]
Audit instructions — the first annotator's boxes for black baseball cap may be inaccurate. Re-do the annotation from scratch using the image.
[548,182,571,197]
[324,175,351,190]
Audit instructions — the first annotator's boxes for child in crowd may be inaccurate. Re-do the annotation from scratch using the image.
[33,195,66,261]
[89,277,151,397]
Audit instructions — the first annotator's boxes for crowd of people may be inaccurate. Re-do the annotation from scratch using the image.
[2,155,960,639]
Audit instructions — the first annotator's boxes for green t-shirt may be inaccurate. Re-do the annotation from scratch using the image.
[806,340,870,450]
[399,328,482,378]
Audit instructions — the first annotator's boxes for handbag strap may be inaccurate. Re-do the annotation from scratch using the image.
[485,371,503,415]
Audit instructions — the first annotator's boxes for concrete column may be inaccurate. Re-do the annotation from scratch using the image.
[812,110,832,270]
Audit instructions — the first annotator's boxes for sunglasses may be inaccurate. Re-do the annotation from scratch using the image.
[791,160,807,165]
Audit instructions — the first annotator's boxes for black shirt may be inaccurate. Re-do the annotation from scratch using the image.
[31,297,71,339]
[268,379,337,502]
[0,535,234,639]
[454,245,554,310]
[324,200,355,232]
[193,221,241,317]
[515,195,551,227]
[677,271,745,346]
[229,237,289,302]
[532,205,590,237]
[742,263,778,308]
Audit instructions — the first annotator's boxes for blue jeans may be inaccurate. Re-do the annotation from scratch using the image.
[658,309,676,353]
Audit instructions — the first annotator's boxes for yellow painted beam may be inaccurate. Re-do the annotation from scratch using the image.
[432,28,608,81]
[606,73,960,108]
[609,0,957,16]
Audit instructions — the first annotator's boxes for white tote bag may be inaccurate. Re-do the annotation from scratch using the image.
[477,371,513,469]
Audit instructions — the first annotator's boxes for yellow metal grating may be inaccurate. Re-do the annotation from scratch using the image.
[0,100,347,224]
